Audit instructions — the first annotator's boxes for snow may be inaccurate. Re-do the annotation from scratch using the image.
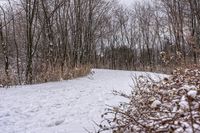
[151,100,161,108]
[187,90,197,98]
[180,85,196,91]
[179,96,189,110]
[0,69,165,133]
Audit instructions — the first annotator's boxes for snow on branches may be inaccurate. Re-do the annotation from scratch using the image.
[99,67,200,133]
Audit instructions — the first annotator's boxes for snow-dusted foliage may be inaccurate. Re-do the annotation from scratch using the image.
[99,67,200,133]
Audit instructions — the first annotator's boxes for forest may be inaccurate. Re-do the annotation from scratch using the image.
[0,0,199,85]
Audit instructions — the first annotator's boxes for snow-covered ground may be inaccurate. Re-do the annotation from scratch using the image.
[0,69,165,133]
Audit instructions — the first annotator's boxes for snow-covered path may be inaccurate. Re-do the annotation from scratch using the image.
[0,69,164,133]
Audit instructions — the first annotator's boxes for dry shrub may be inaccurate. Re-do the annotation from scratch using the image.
[0,65,91,87]
[0,69,18,87]
[0,72,10,87]
[99,66,200,133]
[35,65,91,84]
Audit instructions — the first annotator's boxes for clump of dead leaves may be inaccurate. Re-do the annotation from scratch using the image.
[98,66,200,133]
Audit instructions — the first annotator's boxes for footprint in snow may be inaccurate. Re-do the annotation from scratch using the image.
[0,113,10,118]
[47,119,65,127]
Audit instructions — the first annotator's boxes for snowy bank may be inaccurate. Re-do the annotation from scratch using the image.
[0,69,165,133]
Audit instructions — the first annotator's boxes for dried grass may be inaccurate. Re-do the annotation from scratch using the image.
[33,65,91,84]
[0,65,91,87]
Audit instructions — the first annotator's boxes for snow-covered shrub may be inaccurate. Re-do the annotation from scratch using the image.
[99,67,200,133]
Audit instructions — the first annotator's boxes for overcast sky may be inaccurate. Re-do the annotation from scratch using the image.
[119,0,134,5]
[0,0,144,6]
[0,0,10,6]
[119,0,149,6]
